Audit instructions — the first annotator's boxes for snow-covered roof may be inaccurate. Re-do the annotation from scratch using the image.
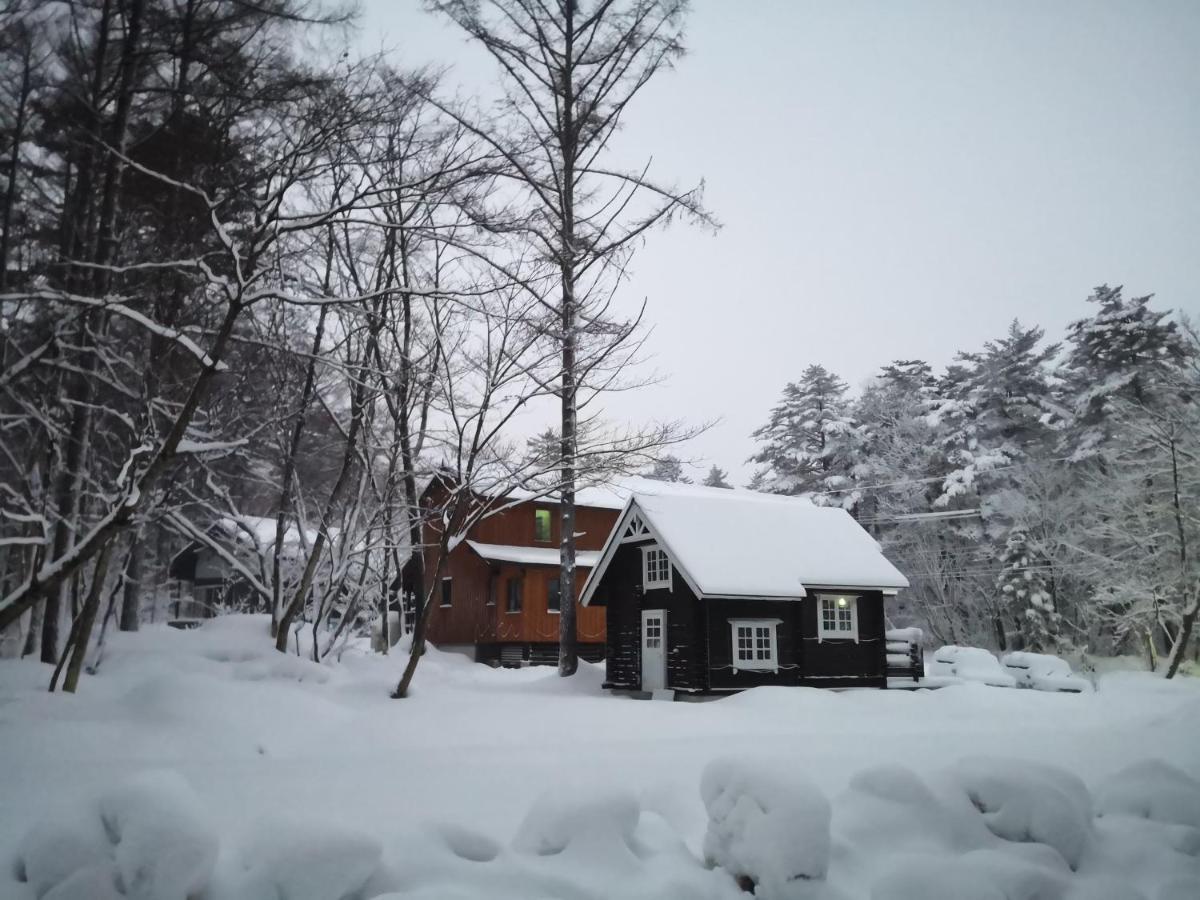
[582,481,909,603]
[466,541,601,569]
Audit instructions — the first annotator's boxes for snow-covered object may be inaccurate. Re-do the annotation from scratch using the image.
[1095,760,1200,829]
[583,480,908,604]
[15,819,112,898]
[701,758,831,897]
[227,819,382,900]
[98,771,219,900]
[42,864,125,900]
[511,786,640,858]
[948,758,1093,869]
[1001,652,1092,693]
[931,646,1017,687]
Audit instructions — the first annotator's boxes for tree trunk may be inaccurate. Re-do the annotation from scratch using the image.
[119,531,142,631]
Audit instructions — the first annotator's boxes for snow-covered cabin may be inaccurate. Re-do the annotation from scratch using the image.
[580,482,910,693]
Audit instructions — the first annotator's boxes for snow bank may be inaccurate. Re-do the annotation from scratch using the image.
[42,864,126,900]
[1001,652,1092,693]
[15,819,111,898]
[931,646,1018,687]
[1095,760,1200,829]
[701,757,831,898]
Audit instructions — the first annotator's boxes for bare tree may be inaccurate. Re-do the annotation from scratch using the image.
[429,0,714,675]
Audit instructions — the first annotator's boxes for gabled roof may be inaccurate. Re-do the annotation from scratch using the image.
[465,541,601,568]
[581,482,909,604]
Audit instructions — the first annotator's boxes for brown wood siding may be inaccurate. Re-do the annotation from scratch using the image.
[423,493,615,651]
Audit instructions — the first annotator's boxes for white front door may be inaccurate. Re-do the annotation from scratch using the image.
[641,609,667,691]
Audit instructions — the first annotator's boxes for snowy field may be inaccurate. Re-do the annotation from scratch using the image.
[1,617,1198,900]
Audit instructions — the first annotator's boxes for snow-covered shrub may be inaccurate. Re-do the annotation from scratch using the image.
[701,757,831,898]
[1095,760,1200,829]
[948,758,1092,869]
[42,864,125,900]
[511,786,640,860]
[14,819,112,898]
[931,646,1018,687]
[98,770,219,900]
[227,819,382,900]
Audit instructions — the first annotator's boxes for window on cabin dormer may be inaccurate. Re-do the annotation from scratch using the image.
[642,545,671,590]
[534,509,552,542]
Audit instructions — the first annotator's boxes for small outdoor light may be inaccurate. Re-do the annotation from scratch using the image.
[837,597,848,608]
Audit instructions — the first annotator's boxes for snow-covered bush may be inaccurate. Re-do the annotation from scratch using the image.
[98,771,219,900]
[42,864,126,900]
[701,757,831,898]
[511,786,640,863]
[1095,760,1200,829]
[948,758,1092,869]
[931,646,1018,687]
[15,819,112,898]
[224,819,382,900]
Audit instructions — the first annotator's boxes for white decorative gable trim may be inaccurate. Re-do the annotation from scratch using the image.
[620,512,652,543]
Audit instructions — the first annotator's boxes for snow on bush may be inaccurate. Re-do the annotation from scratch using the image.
[511,785,641,870]
[701,757,831,898]
[931,646,1018,687]
[1094,759,1200,829]
[98,770,219,900]
[948,758,1092,870]
[221,818,382,900]
[14,819,111,898]
[1001,652,1092,693]
[42,864,126,900]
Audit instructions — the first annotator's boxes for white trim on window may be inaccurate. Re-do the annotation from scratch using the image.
[729,618,781,672]
[641,544,672,590]
[817,594,859,642]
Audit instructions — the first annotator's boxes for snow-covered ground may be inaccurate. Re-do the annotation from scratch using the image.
[2,616,1198,899]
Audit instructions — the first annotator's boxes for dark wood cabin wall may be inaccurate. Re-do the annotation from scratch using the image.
[799,590,887,687]
[599,539,705,691]
[706,599,805,690]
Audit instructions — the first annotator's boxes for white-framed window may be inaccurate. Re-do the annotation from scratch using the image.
[440,578,453,608]
[818,594,859,641]
[729,618,781,672]
[641,545,672,590]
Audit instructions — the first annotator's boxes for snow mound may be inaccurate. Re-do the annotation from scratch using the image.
[949,758,1092,869]
[98,770,219,900]
[1001,652,1092,693]
[511,785,640,860]
[931,646,1018,687]
[229,652,331,684]
[701,757,831,898]
[15,819,111,898]
[1095,760,1200,829]
[226,818,382,900]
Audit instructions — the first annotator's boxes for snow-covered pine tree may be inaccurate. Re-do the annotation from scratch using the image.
[934,320,1060,514]
[645,455,691,483]
[702,465,732,488]
[748,365,857,502]
[1061,285,1190,460]
[996,527,1060,652]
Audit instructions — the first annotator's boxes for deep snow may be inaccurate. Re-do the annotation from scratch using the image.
[1,616,1198,899]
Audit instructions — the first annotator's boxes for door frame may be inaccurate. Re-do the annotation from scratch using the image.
[641,608,668,691]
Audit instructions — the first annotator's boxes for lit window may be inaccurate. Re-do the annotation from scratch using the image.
[642,545,671,589]
[547,578,561,613]
[728,619,780,671]
[440,578,452,608]
[534,509,552,542]
[818,595,858,640]
[506,578,522,613]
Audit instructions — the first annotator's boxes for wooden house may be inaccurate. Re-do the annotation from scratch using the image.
[422,480,626,666]
[579,482,910,693]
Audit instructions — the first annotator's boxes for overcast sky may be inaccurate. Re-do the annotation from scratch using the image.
[356,0,1200,483]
